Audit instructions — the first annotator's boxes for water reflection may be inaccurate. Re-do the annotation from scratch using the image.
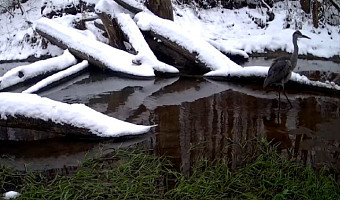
[0,61,339,175]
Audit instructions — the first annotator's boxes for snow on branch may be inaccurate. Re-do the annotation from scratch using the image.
[35,17,155,78]
[0,50,77,91]
[22,60,89,94]
[0,93,154,137]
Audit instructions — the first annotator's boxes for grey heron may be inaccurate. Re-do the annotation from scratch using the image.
[263,30,310,109]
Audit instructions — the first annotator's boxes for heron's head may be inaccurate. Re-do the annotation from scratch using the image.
[293,30,311,40]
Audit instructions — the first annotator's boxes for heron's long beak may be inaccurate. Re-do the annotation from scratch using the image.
[302,34,311,39]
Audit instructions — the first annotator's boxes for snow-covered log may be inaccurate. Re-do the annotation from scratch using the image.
[204,66,340,94]
[208,40,249,60]
[134,12,242,75]
[118,14,178,74]
[95,0,178,75]
[96,11,126,50]
[0,50,77,91]
[22,60,89,94]
[35,17,155,78]
[0,93,154,137]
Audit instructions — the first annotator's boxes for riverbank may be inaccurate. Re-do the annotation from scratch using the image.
[1,139,339,199]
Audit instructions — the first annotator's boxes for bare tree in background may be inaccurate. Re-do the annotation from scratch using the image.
[145,0,174,21]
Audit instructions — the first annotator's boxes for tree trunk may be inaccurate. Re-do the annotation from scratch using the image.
[97,12,126,50]
[300,0,310,13]
[312,0,320,28]
[145,0,174,21]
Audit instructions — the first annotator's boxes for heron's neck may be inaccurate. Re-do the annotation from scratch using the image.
[290,37,298,70]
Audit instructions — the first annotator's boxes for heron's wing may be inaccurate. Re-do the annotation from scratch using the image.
[264,59,292,87]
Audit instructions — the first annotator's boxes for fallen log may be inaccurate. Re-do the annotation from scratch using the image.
[35,17,155,78]
[134,12,242,75]
[204,66,340,95]
[117,14,178,74]
[95,0,178,75]
[22,60,89,94]
[96,11,126,50]
[0,50,77,91]
[0,93,154,137]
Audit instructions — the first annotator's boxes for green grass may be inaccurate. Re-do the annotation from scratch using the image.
[168,141,340,200]
[1,141,339,200]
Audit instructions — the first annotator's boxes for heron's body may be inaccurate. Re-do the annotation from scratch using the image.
[263,57,292,89]
[263,30,310,108]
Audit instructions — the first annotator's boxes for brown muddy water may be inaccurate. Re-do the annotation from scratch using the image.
[0,58,339,176]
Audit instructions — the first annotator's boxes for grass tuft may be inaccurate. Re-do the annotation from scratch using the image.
[167,140,340,200]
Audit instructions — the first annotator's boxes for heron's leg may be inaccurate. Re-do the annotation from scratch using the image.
[278,90,281,112]
[283,90,292,108]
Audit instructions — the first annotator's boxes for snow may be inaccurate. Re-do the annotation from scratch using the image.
[95,0,127,17]
[135,11,242,72]
[119,13,178,73]
[3,191,20,199]
[0,0,62,60]
[35,17,156,77]
[0,1,339,62]
[22,60,89,94]
[173,2,339,58]
[0,1,338,93]
[204,66,340,91]
[0,92,154,137]
[208,40,249,59]
[95,0,178,74]
[0,50,77,90]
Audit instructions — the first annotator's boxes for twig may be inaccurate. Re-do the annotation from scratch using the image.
[260,0,273,12]
[0,5,14,17]
[329,0,340,11]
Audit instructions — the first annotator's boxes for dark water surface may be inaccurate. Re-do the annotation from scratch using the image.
[0,59,339,174]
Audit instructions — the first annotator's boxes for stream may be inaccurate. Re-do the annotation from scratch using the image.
[0,58,339,176]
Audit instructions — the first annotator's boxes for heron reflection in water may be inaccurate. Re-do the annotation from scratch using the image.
[263,30,310,110]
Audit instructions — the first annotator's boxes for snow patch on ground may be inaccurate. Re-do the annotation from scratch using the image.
[0,92,154,137]
[173,2,339,58]
[0,0,63,60]
[3,191,20,199]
